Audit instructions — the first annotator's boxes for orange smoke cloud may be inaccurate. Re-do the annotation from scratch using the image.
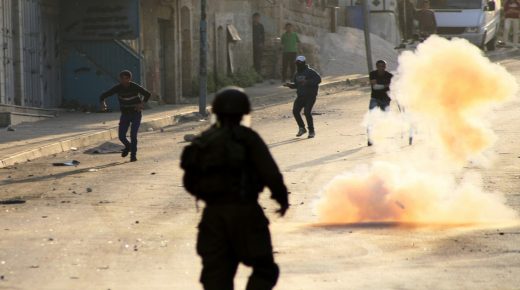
[316,36,518,225]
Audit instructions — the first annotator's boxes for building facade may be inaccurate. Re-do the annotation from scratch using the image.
[0,0,341,111]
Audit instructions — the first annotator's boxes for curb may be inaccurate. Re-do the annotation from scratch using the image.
[1,48,511,169]
[0,74,368,169]
[0,108,198,168]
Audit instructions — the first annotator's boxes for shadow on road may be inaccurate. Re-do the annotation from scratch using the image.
[285,146,364,171]
[307,222,421,230]
[0,162,126,186]
[268,138,307,149]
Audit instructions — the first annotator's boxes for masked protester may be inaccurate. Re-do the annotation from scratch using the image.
[284,55,322,138]
[99,70,151,162]
[367,60,394,146]
[181,87,289,290]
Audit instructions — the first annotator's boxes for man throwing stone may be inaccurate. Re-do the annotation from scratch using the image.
[99,70,151,162]
[284,55,321,138]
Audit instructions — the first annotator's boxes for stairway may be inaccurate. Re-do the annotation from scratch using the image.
[0,104,58,128]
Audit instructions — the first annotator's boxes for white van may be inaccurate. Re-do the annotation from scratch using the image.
[418,0,501,50]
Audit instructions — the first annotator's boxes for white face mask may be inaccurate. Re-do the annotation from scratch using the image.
[210,114,252,128]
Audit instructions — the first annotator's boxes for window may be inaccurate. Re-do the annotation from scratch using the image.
[426,0,482,9]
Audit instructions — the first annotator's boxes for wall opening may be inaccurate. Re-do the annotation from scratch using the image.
[181,6,192,97]
[215,25,228,78]
[158,18,176,103]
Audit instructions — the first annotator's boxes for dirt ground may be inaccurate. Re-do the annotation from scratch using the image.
[1,60,520,290]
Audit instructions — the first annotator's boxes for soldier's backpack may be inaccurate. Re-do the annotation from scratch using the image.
[180,126,247,201]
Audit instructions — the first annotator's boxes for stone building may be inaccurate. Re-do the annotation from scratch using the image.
[0,0,342,124]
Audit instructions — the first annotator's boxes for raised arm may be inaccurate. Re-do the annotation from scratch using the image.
[99,85,119,103]
[248,132,289,215]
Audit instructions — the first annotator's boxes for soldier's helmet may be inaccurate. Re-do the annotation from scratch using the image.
[212,86,252,115]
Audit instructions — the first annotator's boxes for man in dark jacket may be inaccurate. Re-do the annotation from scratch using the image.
[99,70,151,162]
[181,87,289,290]
[416,0,437,38]
[367,60,394,146]
[253,13,265,74]
[284,55,321,138]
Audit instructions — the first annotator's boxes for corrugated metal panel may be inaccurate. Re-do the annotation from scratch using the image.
[72,41,141,81]
[0,0,16,105]
[21,0,43,108]
[41,0,61,108]
[62,40,141,107]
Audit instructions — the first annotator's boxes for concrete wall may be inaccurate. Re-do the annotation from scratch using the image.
[252,0,337,76]
[190,0,255,83]
[140,0,183,103]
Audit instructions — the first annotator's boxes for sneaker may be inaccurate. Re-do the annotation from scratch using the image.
[296,128,307,137]
[130,156,137,162]
[308,131,315,138]
[121,147,130,158]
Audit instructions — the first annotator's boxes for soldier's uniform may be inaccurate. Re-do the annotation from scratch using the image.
[182,87,289,290]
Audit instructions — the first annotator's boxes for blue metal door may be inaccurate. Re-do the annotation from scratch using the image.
[61,0,141,109]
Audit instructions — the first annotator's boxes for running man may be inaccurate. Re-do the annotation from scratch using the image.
[367,60,393,146]
[284,55,321,138]
[99,70,151,162]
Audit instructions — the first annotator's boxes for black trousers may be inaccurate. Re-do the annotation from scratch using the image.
[253,45,264,75]
[293,95,317,131]
[197,203,279,290]
[282,52,297,82]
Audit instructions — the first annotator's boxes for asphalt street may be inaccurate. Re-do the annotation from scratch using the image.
[1,58,520,290]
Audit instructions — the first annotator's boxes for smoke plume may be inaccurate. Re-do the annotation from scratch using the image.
[316,36,519,226]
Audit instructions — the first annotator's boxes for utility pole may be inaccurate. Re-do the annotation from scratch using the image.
[199,0,208,116]
[362,0,373,73]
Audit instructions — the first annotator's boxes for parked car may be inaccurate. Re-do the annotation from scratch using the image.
[418,0,501,50]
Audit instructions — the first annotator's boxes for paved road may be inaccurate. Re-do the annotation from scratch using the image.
[1,60,520,290]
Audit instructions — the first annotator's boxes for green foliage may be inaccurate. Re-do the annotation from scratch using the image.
[191,67,264,97]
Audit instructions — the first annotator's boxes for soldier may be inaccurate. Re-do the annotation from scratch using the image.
[99,70,151,162]
[181,87,289,290]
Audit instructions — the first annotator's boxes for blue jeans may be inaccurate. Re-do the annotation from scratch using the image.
[119,112,142,157]
[369,98,390,111]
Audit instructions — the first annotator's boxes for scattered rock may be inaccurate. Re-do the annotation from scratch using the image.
[6,126,15,132]
[0,275,4,280]
[160,128,165,133]
[30,265,39,269]
[70,147,78,151]
[135,221,140,224]
[150,172,156,175]
[0,198,26,205]
[52,160,80,167]
[42,216,48,219]
[147,128,154,132]
[86,188,93,193]
[499,232,505,235]
[88,169,99,172]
